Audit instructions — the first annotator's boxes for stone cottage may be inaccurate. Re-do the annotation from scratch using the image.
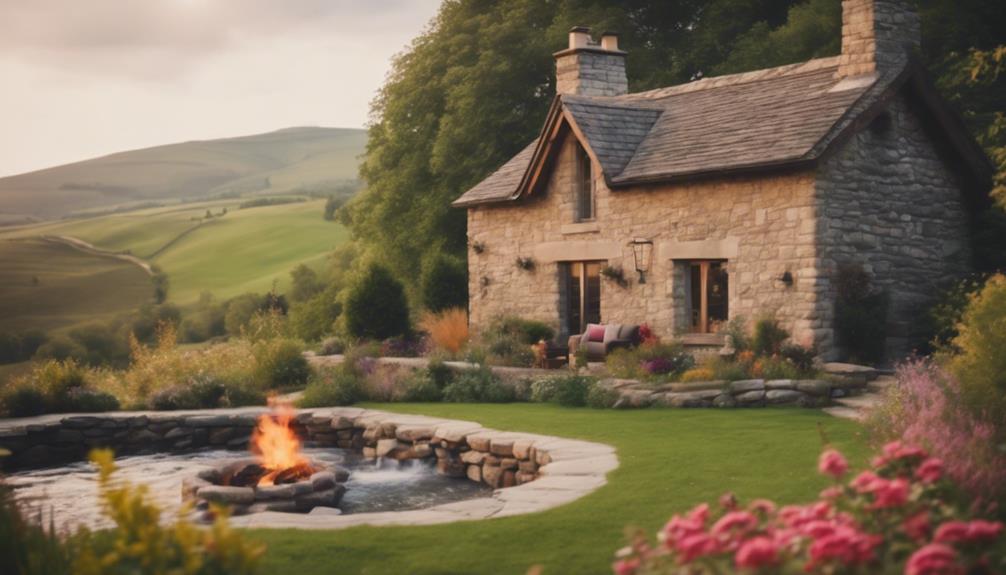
[452,0,992,360]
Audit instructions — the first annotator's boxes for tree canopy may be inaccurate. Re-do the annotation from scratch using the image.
[347,0,1006,288]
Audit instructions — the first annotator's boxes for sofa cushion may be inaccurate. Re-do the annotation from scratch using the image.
[586,324,606,342]
[618,324,640,343]
[603,324,623,343]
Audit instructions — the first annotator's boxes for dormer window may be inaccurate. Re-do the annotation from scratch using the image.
[574,142,594,221]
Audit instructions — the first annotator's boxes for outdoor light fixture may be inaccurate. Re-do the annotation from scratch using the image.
[777,271,794,287]
[629,238,653,284]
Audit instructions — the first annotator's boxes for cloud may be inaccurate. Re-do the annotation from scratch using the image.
[0,0,429,79]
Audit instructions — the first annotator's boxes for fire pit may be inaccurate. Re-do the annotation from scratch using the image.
[182,407,348,516]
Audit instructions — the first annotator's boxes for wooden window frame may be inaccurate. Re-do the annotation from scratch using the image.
[687,260,729,334]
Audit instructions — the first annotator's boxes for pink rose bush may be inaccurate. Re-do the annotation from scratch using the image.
[611,442,1005,574]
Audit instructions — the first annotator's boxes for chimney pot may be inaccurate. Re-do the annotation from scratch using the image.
[568,26,592,50]
[600,32,620,52]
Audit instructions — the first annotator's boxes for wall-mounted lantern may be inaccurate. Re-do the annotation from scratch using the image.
[629,238,653,284]
[776,271,794,288]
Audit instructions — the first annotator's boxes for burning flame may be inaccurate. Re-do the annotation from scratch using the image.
[250,402,309,486]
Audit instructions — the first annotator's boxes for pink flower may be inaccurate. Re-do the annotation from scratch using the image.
[661,504,709,547]
[934,521,969,544]
[675,533,719,562]
[935,520,1004,544]
[873,441,928,468]
[719,492,738,510]
[916,458,944,483]
[735,536,779,569]
[748,499,776,516]
[806,525,880,569]
[711,511,758,537]
[870,478,910,509]
[818,449,849,478]
[851,471,879,493]
[819,486,843,500]
[905,544,962,575]
[612,557,639,575]
[903,511,931,542]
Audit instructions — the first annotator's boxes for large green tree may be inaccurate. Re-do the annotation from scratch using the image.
[350,0,1006,287]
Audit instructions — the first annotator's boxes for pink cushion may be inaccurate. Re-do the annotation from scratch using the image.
[586,324,606,342]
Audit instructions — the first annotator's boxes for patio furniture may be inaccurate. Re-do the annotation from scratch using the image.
[568,323,641,362]
[532,341,570,369]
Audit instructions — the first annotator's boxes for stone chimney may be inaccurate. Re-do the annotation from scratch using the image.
[837,0,921,78]
[554,27,628,97]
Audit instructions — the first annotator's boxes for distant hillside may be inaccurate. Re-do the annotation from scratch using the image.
[0,127,367,221]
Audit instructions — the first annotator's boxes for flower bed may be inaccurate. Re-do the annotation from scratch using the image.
[611,441,1004,574]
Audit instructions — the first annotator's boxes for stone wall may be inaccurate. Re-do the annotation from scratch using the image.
[814,94,972,358]
[467,134,820,346]
[0,407,618,529]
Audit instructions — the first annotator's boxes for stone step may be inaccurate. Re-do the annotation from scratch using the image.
[822,406,866,421]
[834,394,883,410]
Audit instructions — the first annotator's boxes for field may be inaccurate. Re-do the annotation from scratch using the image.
[0,238,152,333]
[252,404,869,575]
[0,198,350,306]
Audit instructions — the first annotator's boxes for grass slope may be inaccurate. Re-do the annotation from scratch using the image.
[252,404,868,575]
[153,200,349,303]
[0,239,152,333]
[0,127,366,221]
[0,199,349,305]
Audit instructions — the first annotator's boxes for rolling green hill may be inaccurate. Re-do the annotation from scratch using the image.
[0,198,351,306]
[0,238,153,333]
[0,127,366,221]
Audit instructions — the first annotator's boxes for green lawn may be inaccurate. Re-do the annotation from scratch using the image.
[251,404,868,575]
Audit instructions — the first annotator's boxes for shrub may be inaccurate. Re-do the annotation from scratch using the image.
[0,359,118,417]
[611,442,1005,575]
[130,303,182,345]
[943,274,1006,424]
[834,263,888,364]
[298,367,366,407]
[927,275,986,352]
[606,342,695,380]
[145,374,262,410]
[530,377,560,403]
[179,300,227,343]
[866,359,1006,503]
[68,323,131,367]
[401,371,442,402]
[481,316,555,367]
[33,335,86,363]
[780,343,817,374]
[752,356,802,380]
[380,336,426,358]
[442,367,514,403]
[427,358,455,388]
[680,367,716,382]
[554,375,595,407]
[253,338,310,389]
[419,308,469,356]
[586,382,620,408]
[0,330,47,364]
[751,316,788,356]
[723,316,750,353]
[288,288,342,342]
[224,293,266,336]
[117,327,257,409]
[707,356,751,381]
[241,309,289,343]
[0,382,48,417]
[343,263,410,340]
[318,336,346,356]
[288,263,324,303]
[420,253,467,313]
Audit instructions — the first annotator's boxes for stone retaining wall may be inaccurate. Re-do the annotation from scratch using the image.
[605,375,870,409]
[0,407,618,529]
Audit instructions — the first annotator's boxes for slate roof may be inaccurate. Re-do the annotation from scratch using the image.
[454,56,891,207]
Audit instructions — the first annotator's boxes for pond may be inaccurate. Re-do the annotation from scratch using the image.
[7,446,491,531]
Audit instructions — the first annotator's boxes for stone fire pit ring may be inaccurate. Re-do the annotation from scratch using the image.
[182,457,350,516]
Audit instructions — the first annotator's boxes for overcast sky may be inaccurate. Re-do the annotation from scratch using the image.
[0,0,442,177]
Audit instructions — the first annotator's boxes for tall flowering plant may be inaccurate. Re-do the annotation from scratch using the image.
[612,443,1004,574]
